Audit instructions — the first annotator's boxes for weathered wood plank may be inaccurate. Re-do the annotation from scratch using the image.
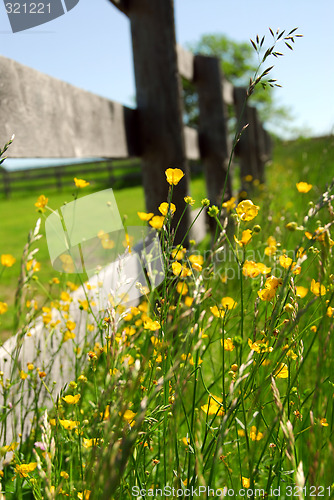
[0,56,139,159]
[184,126,200,160]
[176,44,195,81]
[222,80,234,106]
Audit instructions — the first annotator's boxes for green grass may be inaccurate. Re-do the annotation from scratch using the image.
[0,176,205,339]
[1,136,334,498]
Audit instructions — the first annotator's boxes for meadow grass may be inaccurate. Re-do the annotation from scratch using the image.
[0,176,208,340]
[0,136,334,499]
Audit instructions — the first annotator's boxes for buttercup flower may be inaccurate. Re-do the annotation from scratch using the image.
[1,254,16,267]
[0,302,8,315]
[137,211,154,221]
[258,275,282,302]
[310,279,326,297]
[221,338,235,351]
[234,229,252,247]
[15,462,37,478]
[242,478,250,488]
[222,197,236,212]
[296,182,312,193]
[184,196,195,205]
[221,297,237,309]
[74,177,90,188]
[34,194,48,210]
[165,168,184,185]
[176,282,188,295]
[188,254,204,271]
[274,362,289,379]
[149,215,165,230]
[236,200,260,222]
[201,395,224,416]
[171,261,191,277]
[243,260,271,278]
[62,394,81,405]
[265,236,277,256]
[249,426,264,441]
[296,286,308,298]
[59,419,78,430]
[120,409,136,427]
[159,202,176,216]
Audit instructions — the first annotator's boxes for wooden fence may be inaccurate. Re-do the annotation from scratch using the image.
[0,0,271,243]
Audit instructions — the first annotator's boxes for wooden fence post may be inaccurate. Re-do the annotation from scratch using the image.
[194,55,232,210]
[233,87,259,194]
[248,106,266,184]
[113,0,190,244]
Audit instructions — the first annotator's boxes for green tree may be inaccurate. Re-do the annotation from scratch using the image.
[183,34,290,131]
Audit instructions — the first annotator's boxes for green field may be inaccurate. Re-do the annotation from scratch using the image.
[0,172,206,339]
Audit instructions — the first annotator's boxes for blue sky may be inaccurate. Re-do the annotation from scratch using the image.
[0,0,333,141]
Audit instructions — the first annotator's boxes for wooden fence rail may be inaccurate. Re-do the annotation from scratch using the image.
[0,0,272,243]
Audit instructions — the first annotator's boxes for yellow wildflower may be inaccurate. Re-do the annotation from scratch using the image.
[34,194,48,210]
[77,490,91,500]
[310,279,326,297]
[184,196,195,205]
[66,320,76,331]
[63,331,75,342]
[120,409,136,427]
[242,477,250,488]
[296,182,312,193]
[171,246,186,260]
[296,286,308,298]
[248,338,272,353]
[236,199,260,222]
[137,211,154,221]
[172,261,191,277]
[221,297,237,309]
[59,419,78,430]
[82,438,99,448]
[26,260,41,272]
[188,254,204,270]
[176,282,188,295]
[201,396,224,416]
[149,215,165,230]
[15,462,37,478]
[249,426,264,441]
[143,318,161,331]
[62,394,81,405]
[234,229,252,247]
[222,197,236,212]
[274,362,289,379]
[221,338,235,351]
[320,418,329,427]
[74,177,89,188]
[158,202,176,216]
[279,254,295,270]
[0,302,8,315]
[243,260,271,278]
[1,254,16,267]
[60,291,71,302]
[165,168,184,185]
